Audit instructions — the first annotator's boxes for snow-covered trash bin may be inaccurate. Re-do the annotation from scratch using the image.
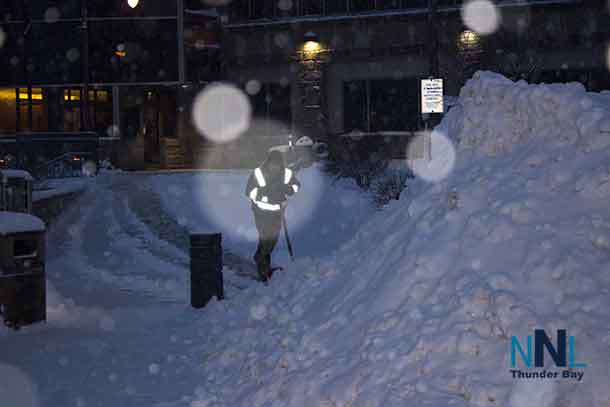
[0,211,46,330]
[190,233,224,308]
[0,170,33,214]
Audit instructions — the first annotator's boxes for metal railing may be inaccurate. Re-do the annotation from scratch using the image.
[224,0,582,27]
[33,152,96,181]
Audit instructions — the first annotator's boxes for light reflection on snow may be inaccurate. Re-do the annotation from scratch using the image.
[191,83,252,144]
[461,0,501,35]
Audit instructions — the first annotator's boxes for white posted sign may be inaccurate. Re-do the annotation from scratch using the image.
[421,79,444,114]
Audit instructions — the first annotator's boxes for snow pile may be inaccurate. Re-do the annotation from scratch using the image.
[456,72,610,155]
[181,72,610,407]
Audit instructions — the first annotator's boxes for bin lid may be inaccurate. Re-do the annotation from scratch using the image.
[0,212,46,235]
[0,169,34,182]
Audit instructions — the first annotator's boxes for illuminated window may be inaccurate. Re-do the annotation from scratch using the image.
[17,88,47,131]
[0,88,17,132]
[62,89,109,102]
[18,88,44,101]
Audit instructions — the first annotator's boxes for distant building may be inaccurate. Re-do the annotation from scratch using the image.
[1,1,608,170]
[0,0,222,172]
[218,0,610,164]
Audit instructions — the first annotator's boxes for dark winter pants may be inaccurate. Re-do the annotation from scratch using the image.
[252,205,284,279]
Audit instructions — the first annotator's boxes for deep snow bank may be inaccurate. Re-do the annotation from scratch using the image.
[183,72,610,407]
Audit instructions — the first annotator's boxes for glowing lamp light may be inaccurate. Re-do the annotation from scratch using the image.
[458,30,481,51]
[127,0,139,8]
[301,31,321,58]
[303,40,320,54]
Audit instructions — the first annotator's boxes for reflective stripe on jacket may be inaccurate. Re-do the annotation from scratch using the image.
[245,166,300,211]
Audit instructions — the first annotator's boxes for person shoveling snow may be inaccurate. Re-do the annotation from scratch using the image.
[245,150,300,282]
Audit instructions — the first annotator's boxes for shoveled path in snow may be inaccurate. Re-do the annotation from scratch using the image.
[0,172,256,407]
[122,173,261,284]
[47,173,190,307]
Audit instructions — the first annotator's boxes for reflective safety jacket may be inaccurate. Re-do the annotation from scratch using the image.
[245,166,300,211]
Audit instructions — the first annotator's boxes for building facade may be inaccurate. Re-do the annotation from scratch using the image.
[0,0,222,172]
[1,1,609,171]
[218,0,610,164]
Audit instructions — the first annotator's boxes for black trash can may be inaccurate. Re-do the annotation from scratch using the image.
[190,233,224,308]
[0,212,46,329]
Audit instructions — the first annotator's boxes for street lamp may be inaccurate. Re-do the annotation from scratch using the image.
[127,0,140,9]
[458,30,481,51]
[294,30,330,142]
[457,30,483,80]
[301,31,321,60]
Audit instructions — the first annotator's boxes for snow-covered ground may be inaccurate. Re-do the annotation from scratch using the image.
[1,71,610,406]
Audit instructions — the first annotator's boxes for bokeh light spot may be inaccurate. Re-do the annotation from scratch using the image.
[461,0,501,35]
[408,130,456,183]
[66,48,80,63]
[106,125,120,138]
[44,7,61,23]
[277,0,294,12]
[82,160,98,177]
[274,32,290,48]
[0,27,5,48]
[245,79,262,95]
[191,83,252,144]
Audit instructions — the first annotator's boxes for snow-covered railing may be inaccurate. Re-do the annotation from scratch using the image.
[33,152,96,181]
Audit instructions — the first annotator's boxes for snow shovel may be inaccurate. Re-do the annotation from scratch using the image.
[282,212,295,262]
[283,136,295,263]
